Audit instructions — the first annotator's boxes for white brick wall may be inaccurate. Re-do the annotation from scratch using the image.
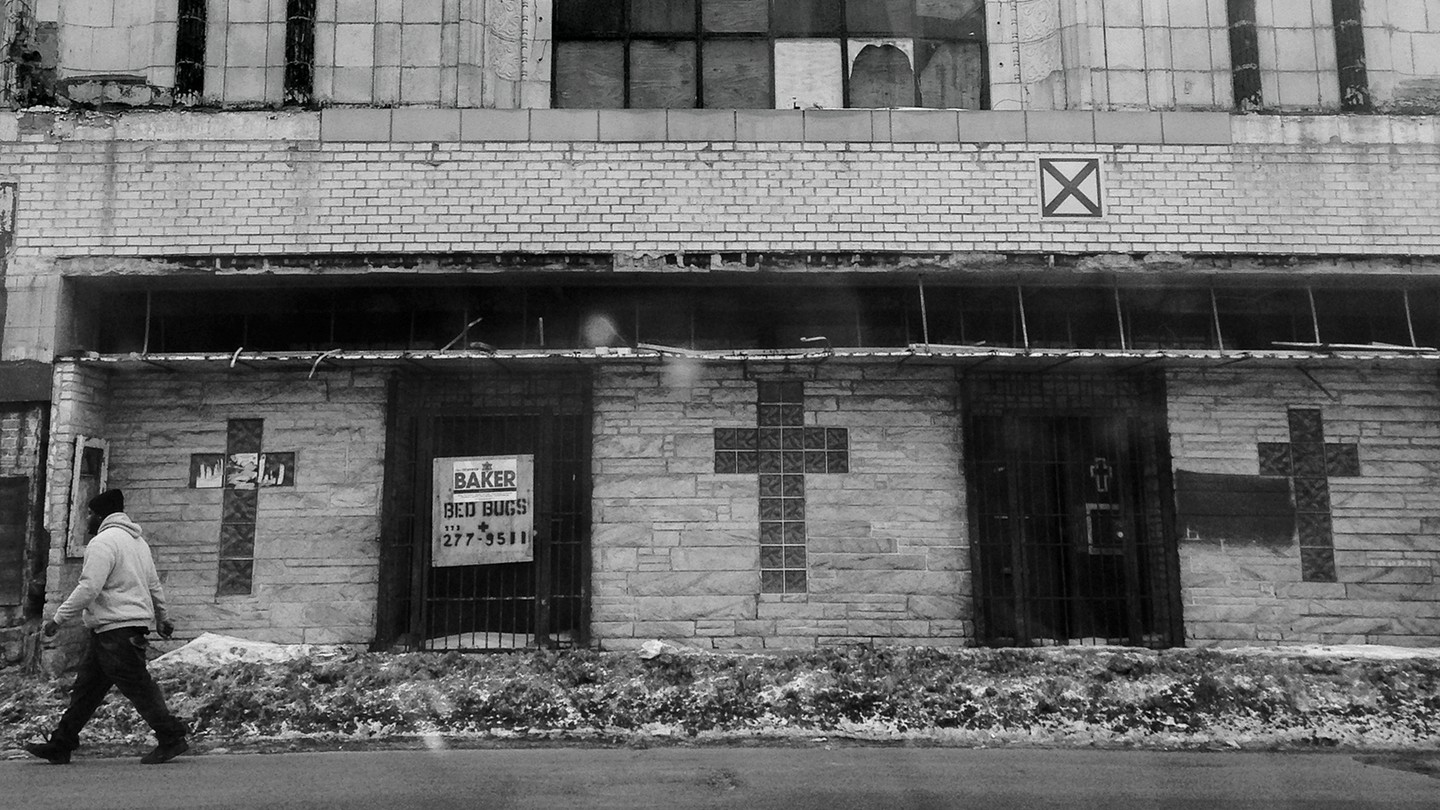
[1,112,1437,267]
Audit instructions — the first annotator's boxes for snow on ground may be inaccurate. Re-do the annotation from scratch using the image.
[153,632,333,665]
[1216,644,1440,660]
[152,633,1440,665]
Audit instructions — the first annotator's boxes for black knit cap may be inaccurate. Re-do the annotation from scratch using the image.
[88,489,124,518]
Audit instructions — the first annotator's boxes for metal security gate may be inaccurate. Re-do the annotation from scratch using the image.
[378,373,590,651]
[963,373,1182,648]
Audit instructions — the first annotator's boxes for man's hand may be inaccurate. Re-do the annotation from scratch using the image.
[158,620,175,640]
[41,620,59,637]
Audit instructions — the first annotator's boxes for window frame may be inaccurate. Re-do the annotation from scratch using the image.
[551,0,989,110]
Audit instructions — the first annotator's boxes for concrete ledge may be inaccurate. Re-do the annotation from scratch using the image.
[957,111,1027,142]
[600,109,667,141]
[37,107,1434,149]
[8,109,320,142]
[531,109,599,141]
[319,108,392,142]
[1026,110,1095,143]
[736,110,804,141]
[391,108,461,142]
[887,110,959,143]
[1161,111,1232,145]
[1094,112,1163,144]
[459,109,530,141]
[804,109,874,141]
[668,109,738,141]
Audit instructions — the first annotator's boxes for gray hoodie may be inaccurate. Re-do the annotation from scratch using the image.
[52,512,169,633]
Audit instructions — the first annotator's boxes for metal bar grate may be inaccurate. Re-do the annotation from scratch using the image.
[380,372,591,652]
[963,372,1180,649]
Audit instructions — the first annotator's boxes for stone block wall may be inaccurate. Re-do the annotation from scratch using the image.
[996,0,1233,111]
[1168,366,1440,647]
[1363,0,1440,112]
[202,0,286,105]
[30,0,1440,113]
[590,363,969,650]
[1254,0,1341,110]
[45,366,388,645]
[54,0,176,105]
[313,0,551,108]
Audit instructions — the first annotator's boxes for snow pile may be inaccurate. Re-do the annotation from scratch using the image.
[1221,644,1440,660]
[153,632,327,666]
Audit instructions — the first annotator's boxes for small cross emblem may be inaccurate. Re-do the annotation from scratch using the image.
[714,381,849,594]
[1039,157,1103,218]
[1089,457,1113,494]
[1258,408,1360,582]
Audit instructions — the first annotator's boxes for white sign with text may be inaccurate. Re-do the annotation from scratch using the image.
[432,455,534,567]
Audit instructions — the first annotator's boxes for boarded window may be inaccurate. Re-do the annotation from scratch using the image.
[555,41,625,108]
[554,0,986,109]
[631,0,696,34]
[849,41,917,107]
[773,0,843,35]
[630,41,698,108]
[775,39,844,109]
[0,477,27,605]
[917,40,983,108]
[847,0,914,35]
[555,0,624,36]
[703,0,768,32]
[703,39,773,108]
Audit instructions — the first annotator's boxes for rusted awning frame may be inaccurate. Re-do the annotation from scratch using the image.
[66,344,1440,374]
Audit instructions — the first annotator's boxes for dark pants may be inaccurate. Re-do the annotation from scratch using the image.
[49,627,187,751]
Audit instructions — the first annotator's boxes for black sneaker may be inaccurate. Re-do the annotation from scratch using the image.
[140,739,189,765]
[24,742,71,765]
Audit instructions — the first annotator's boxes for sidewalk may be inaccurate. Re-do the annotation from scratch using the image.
[5,746,1439,810]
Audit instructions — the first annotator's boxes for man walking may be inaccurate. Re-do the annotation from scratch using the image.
[26,489,189,765]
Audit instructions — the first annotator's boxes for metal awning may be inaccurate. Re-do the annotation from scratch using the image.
[66,344,1440,376]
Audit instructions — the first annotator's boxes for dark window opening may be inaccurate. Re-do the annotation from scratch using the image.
[1225,0,1262,111]
[175,0,207,102]
[1330,0,1370,112]
[554,0,986,109]
[80,282,1440,355]
[285,0,317,105]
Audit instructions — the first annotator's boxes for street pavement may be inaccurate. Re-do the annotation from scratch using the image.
[3,745,1438,809]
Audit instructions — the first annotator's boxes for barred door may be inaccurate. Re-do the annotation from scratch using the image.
[963,374,1182,648]
[378,374,591,651]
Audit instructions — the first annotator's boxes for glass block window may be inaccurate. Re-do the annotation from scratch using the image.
[554,0,987,109]
[714,381,851,596]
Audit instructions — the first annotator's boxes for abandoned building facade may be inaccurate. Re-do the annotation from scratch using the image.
[2,0,1439,658]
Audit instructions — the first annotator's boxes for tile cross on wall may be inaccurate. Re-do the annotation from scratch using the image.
[1257,408,1360,583]
[189,419,295,596]
[714,381,849,595]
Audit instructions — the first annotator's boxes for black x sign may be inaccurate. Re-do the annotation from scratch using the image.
[1039,158,1103,217]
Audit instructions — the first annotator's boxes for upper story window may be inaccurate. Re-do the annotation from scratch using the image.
[553,0,987,109]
